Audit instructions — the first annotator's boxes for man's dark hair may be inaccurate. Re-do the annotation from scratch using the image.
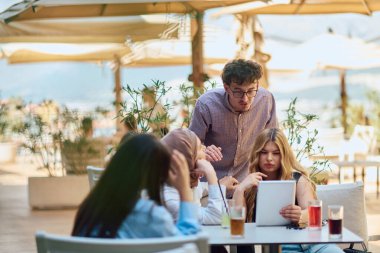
[221,59,263,86]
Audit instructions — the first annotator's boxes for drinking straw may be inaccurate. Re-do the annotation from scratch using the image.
[217,180,229,215]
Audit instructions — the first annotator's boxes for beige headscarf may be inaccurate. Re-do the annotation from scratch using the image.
[161,128,198,171]
[161,128,199,186]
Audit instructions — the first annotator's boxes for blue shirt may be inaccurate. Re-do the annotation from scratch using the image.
[116,198,200,238]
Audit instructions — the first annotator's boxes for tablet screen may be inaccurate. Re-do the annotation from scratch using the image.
[255,180,296,226]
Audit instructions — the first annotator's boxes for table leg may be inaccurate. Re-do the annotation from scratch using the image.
[338,166,342,184]
[377,166,379,199]
[230,245,256,253]
[262,245,281,253]
[361,166,365,184]
[353,166,357,182]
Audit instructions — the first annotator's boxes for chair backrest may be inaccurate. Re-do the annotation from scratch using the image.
[157,243,199,253]
[86,166,105,189]
[317,182,368,246]
[35,231,209,253]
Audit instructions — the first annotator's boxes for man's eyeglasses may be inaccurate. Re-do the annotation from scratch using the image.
[229,88,258,98]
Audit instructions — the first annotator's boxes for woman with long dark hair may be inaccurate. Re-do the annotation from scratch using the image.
[72,134,200,238]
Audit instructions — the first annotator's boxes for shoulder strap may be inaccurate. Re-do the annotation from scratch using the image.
[292,172,302,207]
[292,171,302,183]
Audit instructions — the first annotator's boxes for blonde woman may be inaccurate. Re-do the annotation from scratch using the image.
[234,128,343,253]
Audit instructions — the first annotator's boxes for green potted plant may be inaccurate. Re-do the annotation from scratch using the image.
[60,115,106,175]
[0,97,22,163]
[281,98,330,185]
[120,80,172,138]
[15,101,90,209]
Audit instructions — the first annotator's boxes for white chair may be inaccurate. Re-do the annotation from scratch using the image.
[157,243,199,253]
[86,166,105,189]
[317,182,371,249]
[35,230,208,253]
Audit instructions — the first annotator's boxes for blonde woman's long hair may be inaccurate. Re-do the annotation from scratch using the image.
[245,128,315,222]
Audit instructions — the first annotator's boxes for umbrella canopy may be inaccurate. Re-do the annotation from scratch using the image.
[2,43,131,63]
[265,33,380,134]
[0,15,180,43]
[213,0,380,17]
[2,39,229,66]
[297,33,380,70]
[1,0,254,21]
[0,0,255,90]
[122,38,230,67]
[263,33,380,71]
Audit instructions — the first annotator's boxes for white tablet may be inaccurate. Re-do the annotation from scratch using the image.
[255,180,296,226]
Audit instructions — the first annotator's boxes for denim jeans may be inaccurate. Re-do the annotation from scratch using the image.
[282,244,344,253]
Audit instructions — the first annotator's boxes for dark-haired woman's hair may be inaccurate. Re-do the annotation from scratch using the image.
[72,134,171,238]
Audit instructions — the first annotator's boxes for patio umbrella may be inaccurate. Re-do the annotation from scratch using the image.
[121,38,229,67]
[1,0,255,20]
[260,33,380,134]
[0,15,180,43]
[213,0,380,16]
[3,39,229,66]
[296,33,380,134]
[2,43,131,63]
[0,0,254,90]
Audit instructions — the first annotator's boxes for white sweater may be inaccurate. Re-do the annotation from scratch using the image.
[163,182,226,225]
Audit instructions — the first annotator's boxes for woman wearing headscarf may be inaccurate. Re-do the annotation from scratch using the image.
[161,128,226,225]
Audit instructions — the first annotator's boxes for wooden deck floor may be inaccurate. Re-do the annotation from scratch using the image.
[0,185,76,253]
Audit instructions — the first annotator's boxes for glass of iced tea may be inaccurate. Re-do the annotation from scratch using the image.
[229,205,245,238]
[308,199,322,230]
[328,205,343,239]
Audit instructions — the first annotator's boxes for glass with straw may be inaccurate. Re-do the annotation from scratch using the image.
[218,180,231,228]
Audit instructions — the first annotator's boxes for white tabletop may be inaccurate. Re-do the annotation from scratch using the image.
[202,223,363,245]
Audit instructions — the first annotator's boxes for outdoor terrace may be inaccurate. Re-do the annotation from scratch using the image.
[1,155,380,253]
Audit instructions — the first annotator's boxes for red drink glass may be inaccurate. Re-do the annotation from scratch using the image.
[308,200,322,230]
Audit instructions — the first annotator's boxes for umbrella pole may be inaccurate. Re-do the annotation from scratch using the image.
[114,59,123,134]
[340,69,348,136]
[252,15,270,89]
[191,11,204,96]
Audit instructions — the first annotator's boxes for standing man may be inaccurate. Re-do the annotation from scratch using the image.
[189,59,278,193]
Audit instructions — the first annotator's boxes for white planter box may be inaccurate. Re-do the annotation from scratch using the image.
[28,175,90,210]
[0,142,17,163]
